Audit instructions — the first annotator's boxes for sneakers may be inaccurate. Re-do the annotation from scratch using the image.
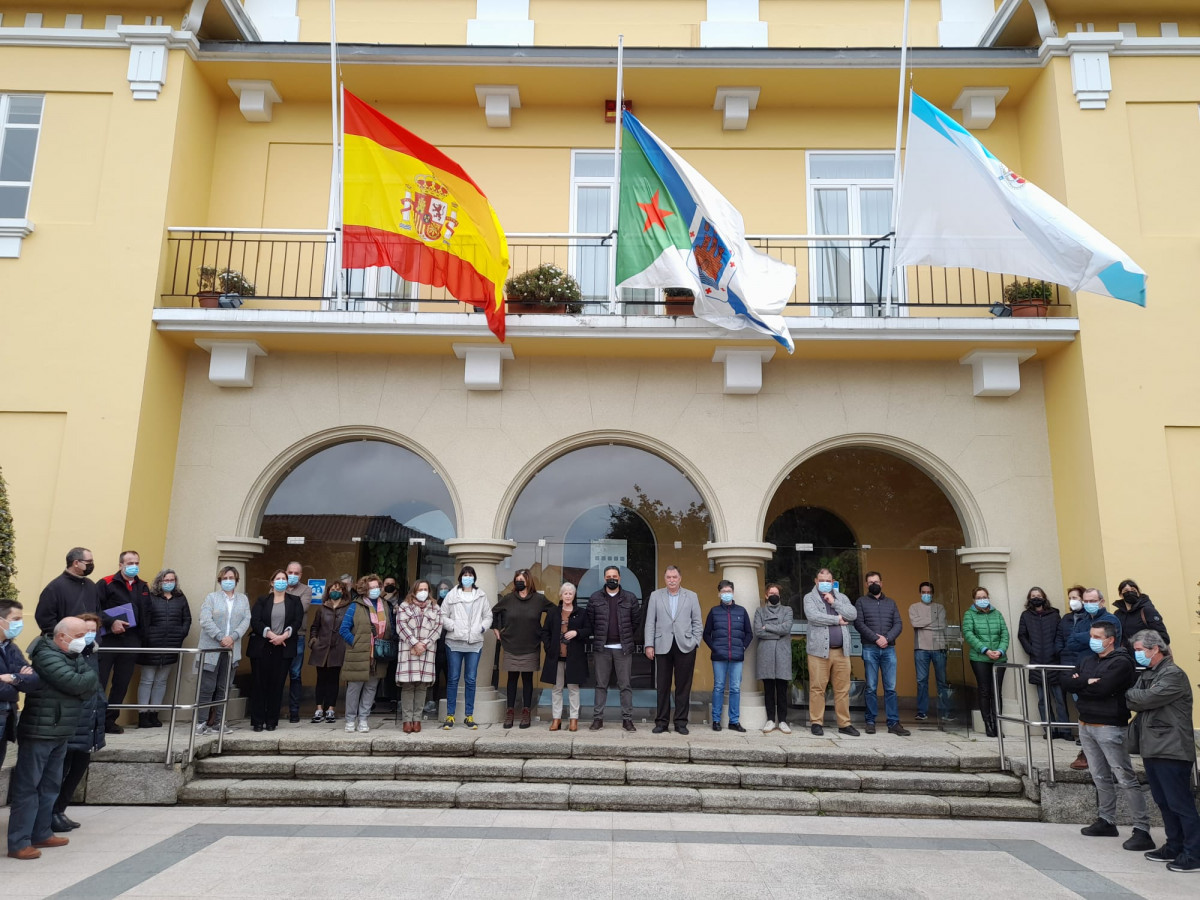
[357,719,370,734]
[344,719,356,733]
[762,720,777,734]
[777,721,792,735]
[1166,857,1200,873]
[1070,751,1090,770]
[1080,818,1119,837]
[442,716,455,730]
[728,722,746,733]
[423,701,437,716]
[195,723,211,736]
[311,710,325,723]
[463,716,478,730]
[888,724,911,737]
[810,724,824,736]
[838,725,860,737]
[1146,846,1179,863]
[864,723,876,734]
[324,710,336,723]
[1122,828,1155,852]
[914,713,928,721]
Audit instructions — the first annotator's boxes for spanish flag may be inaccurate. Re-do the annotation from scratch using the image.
[342,89,509,340]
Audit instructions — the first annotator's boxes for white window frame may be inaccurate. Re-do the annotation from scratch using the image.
[0,93,44,258]
[338,266,417,312]
[805,150,902,318]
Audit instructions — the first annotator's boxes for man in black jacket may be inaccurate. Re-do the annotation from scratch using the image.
[94,550,150,734]
[584,566,641,732]
[854,572,909,736]
[34,548,102,635]
[1064,621,1153,851]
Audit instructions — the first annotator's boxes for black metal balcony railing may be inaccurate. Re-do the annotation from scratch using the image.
[160,228,1070,316]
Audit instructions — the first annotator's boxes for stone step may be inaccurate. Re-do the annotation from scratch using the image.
[191,755,1024,796]
[177,778,1039,819]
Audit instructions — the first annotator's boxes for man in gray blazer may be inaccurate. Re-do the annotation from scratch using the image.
[644,566,703,734]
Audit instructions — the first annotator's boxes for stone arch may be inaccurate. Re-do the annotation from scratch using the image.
[756,433,989,549]
[491,429,728,543]
[234,425,463,539]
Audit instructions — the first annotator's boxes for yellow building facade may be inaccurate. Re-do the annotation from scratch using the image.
[1,0,1198,727]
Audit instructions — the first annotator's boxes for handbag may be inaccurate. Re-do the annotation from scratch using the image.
[373,638,398,661]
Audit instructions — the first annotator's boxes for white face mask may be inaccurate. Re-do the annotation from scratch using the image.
[67,636,88,654]
[415,590,429,602]
[1069,598,1083,612]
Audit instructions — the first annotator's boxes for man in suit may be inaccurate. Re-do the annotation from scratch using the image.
[644,566,703,735]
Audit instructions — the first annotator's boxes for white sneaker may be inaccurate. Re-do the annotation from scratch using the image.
[357,719,370,733]
[761,720,776,734]
[195,723,211,736]
[344,719,356,733]
[777,721,792,734]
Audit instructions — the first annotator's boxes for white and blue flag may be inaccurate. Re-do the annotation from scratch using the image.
[895,92,1146,306]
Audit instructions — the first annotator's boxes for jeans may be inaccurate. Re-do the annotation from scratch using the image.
[861,644,899,726]
[7,739,67,852]
[1144,757,1200,863]
[592,647,633,721]
[711,659,743,725]
[54,749,91,814]
[1078,722,1150,829]
[288,634,306,716]
[445,648,482,717]
[913,649,951,718]
[137,663,175,712]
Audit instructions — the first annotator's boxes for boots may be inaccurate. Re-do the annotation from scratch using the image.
[549,719,561,731]
[503,708,515,729]
[519,708,531,729]
[983,712,998,738]
[150,712,163,728]
[138,712,154,729]
[568,719,578,732]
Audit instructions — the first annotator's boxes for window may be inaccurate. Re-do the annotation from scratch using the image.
[0,94,43,220]
[340,266,416,312]
[806,152,899,317]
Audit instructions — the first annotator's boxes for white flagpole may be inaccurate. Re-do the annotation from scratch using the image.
[883,0,912,318]
[329,0,345,306]
[607,34,624,314]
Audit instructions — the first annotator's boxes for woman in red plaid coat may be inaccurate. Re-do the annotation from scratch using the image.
[395,579,443,733]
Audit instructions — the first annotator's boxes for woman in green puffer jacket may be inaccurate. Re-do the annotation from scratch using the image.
[962,586,1009,738]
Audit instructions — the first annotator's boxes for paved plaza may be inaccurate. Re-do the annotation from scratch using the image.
[0,803,1191,900]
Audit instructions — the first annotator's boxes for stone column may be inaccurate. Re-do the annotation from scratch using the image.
[956,547,1018,735]
[441,538,517,723]
[704,541,776,730]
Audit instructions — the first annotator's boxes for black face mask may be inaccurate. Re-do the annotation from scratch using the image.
[514,580,526,592]
[605,579,620,591]
[767,594,780,605]
[1122,590,1138,603]
[1030,598,1045,607]
[383,584,397,594]
[867,583,882,596]
[82,562,95,577]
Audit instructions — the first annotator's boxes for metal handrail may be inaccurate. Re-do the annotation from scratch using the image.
[993,661,1094,785]
[95,646,234,769]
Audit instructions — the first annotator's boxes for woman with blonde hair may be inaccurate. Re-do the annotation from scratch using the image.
[539,583,590,732]
[395,579,443,733]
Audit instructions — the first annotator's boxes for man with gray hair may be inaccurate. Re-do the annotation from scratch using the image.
[644,565,703,735]
[1127,630,1200,872]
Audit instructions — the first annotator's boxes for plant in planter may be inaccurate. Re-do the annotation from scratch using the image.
[662,286,695,316]
[504,263,583,314]
[196,266,256,309]
[1002,278,1052,318]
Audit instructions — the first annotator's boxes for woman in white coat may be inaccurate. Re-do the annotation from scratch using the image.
[439,565,492,730]
[196,566,251,735]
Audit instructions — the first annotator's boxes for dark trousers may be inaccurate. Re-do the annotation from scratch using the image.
[1034,673,1071,737]
[98,650,137,724]
[250,655,290,728]
[970,660,1004,731]
[763,678,790,724]
[653,645,696,728]
[314,666,340,709]
[54,749,91,814]
[1144,757,1200,862]
[6,739,67,852]
[288,634,305,716]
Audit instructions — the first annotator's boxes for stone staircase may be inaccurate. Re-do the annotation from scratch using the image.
[179,725,1039,819]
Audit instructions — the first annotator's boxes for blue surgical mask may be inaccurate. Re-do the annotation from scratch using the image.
[221,579,237,592]
[975,598,991,609]
[438,588,449,599]
[287,574,300,586]
[273,579,288,592]
[1083,602,1101,615]
[368,588,382,600]
[461,576,475,588]
[920,593,933,604]
[719,592,733,605]
[817,581,833,594]
[83,630,96,646]
[2,619,23,640]
[1134,650,1151,667]
[162,582,176,593]
[124,564,140,579]
[1089,637,1105,654]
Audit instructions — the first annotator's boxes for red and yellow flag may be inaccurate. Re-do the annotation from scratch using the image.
[342,89,509,340]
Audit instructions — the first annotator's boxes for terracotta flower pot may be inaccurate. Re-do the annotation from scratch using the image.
[196,291,221,309]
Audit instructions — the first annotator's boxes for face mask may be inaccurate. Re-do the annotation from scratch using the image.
[1083,602,1100,615]
[975,598,990,609]
[221,579,237,592]
[438,588,448,600]
[920,594,933,604]
[328,590,342,601]
[368,588,381,600]
[1134,650,1151,667]
[514,580,526,591]
[1029,597,1044,607]
[287,574,300,586]
[384,584,397,594]
[67,636,87,654]
[81,561,95,576]
[1121,590,1138,603]
[719,592,733,605]
[1069,599,1083,612]
[2,619,23,640]
[273,579,288,592]
[1088,637,1105,654]
[818,581,833,594]
[605,579,620,591]
[162,582,176,593]
[124,564,139,579]
[767,594,780,605]
[867,583,882,597]
[83,631,96,646]
[461,576,475,589]
[415,590,429,602]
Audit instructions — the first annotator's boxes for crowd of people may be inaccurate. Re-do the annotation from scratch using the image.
[0,547,1196,872]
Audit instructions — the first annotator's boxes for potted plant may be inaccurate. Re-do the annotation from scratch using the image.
[195,266,256,309]
[504,263,583,314]
[1003,278,1052,317]
[662,286,695,316]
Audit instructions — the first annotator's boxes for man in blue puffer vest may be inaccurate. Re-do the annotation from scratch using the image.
[703,581,753,732]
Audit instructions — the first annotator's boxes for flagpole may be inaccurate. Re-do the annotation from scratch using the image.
[607,34,624,315]
[329,0,345,306]
[883,0,912,318]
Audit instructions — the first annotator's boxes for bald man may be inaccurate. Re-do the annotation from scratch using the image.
[7,617,100,860]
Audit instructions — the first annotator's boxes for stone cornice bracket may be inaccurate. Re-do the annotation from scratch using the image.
[215,536,270,560]
[956,547,1012,574]
[119,25,180,99]
[475,84,520,128]
[959,349,1035,397]
[952,87,1009,129]
[228,79,282,122]
[445,538,518,565]
[712,346,775,394]
[0,218,34,258]
[713,86,760,131]
[196,340,267,387]
[704,542,777,568]
[1060,32,1124,110]
[454,343,514,391]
